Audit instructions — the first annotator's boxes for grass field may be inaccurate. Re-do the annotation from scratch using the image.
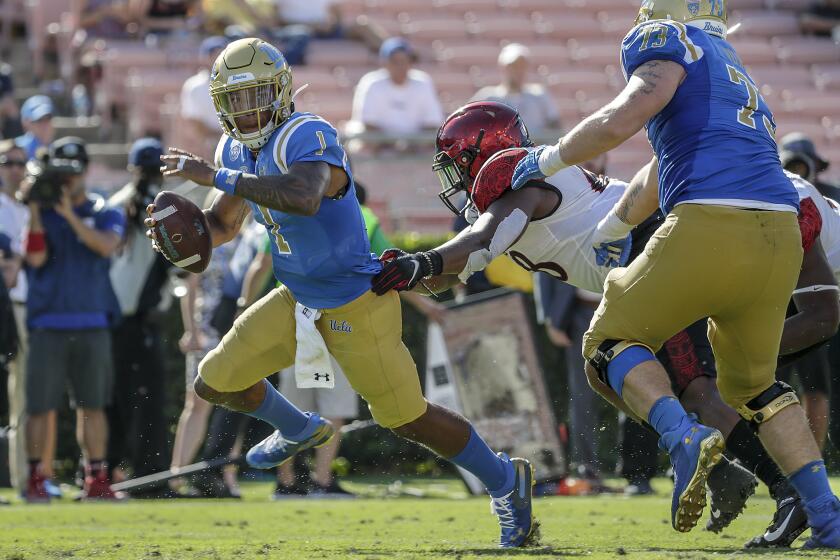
[0,477,835,560]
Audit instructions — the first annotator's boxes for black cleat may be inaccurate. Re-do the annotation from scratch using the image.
[745,494,809,548]
[705,459,758,533]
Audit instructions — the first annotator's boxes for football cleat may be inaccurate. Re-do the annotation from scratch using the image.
[246,415,334,470]
[490,455,539,548]
[705,459,758,533]
[801,496,840,549]
[25,471,50,504]
[745,493,808,548]
[667,420,725,532]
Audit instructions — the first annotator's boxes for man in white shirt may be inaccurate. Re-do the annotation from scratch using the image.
[179,36,228,160]
[351,38,444,139]
[472,44,560,135]
[0,139,29,494]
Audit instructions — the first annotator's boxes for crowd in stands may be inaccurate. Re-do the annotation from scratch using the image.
[0,0,836,502]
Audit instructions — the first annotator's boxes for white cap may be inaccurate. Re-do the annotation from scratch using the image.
[498,43,531,66]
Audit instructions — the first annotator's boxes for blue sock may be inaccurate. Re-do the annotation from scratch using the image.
[449,427,513,497]
[250,381,313,439]
[606,346,656,397]
[648,396,690,450]
[790,460,834,505]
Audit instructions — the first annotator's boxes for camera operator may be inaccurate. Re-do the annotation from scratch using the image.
[21,137,125,502]
[106,138,174,496]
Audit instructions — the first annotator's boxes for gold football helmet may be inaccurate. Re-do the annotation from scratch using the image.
[636,0,728,37]
[209,38,294,150]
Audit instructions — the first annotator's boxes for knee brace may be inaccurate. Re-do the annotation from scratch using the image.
[586,340,656,397]
[736,381,800,430]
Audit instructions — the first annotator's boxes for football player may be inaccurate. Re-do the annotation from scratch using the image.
[372,101,838,546]
[506,0,840,546]
[146,39,536,548]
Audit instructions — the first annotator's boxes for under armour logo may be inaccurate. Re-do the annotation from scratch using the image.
[314,373,330,382]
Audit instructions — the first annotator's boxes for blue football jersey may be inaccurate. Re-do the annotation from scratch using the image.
[621,20,798,214]
[216,112,380,309]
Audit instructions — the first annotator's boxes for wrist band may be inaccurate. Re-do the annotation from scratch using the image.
[538,143,568,176]
[26,231,46,253]
[214,168,243,195]
[596,209,634,241]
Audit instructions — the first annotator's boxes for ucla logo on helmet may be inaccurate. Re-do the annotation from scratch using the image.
[687,1,700,16]
[258,44,287,69]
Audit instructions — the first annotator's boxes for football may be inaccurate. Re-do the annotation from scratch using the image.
[150,191,212,273]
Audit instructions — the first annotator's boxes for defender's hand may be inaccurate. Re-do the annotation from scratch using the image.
[372,253,431,295]
[160,147,215,186]
[511,146,549,190]
[593,235,632,269]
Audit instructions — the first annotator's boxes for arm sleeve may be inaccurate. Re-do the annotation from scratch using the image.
[280,119,347,170]
[799,197,824,253]
[621,21,704,80]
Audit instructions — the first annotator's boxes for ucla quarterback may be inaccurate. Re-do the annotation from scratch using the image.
[148,38,536,548]
[508,0,840,545]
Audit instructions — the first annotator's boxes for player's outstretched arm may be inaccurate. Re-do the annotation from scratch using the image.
[779,242,840,356]
[592,157,661,248]
[511,60,685,188]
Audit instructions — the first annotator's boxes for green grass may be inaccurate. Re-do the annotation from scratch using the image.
[0,477,835,559]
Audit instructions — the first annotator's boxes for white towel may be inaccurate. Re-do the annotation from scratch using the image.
[294,303,335,389]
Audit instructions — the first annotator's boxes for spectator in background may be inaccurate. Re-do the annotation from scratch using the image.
[780,132,840,199]
[0,140,28,495]
[170,196,241,496]
[800,0,840,37]
[21,137,124,502]
[0,64,22,140]
[106,138,174,496]
[274,0,385,52]
[472,44,560,135]
[180,36,227,160]
[16,96,54,161]
[73,0,143,39]
[350,38,444,139]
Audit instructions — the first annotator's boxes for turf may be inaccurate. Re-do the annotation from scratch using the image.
[0,477,835,559]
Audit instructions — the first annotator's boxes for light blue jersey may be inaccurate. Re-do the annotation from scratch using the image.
[621,20,799,214]
[215,112,381,309]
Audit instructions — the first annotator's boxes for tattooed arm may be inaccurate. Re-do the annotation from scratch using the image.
[552,60,685,166]
[614,157,661,226]
[204,192,252,247]
[233,161,347,216]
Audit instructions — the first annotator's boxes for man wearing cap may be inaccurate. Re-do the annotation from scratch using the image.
[106,137,175,496]
[15,96,54,161]
[472,44,561,135]
[351,37,444,139]
[180,37,228,160]
[780,133,840,200]
[21,136,125,502]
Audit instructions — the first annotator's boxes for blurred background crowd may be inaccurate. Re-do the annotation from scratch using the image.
[0,0,837,503]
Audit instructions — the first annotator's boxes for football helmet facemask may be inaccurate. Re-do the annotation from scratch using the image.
[209,38,294,150]
[636,0,728,37]
[433,101,531,215]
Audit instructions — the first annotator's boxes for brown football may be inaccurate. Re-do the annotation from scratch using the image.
[150,191,212,273]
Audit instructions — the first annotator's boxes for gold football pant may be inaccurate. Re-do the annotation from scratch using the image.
[583,204,803,408]
[199,286,428,428]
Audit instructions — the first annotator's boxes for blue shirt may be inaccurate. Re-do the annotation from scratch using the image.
[621,21,799,214]
[215,112,381,309]
[27,196,125,329]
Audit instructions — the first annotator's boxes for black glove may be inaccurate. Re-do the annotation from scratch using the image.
[371,250,443,295]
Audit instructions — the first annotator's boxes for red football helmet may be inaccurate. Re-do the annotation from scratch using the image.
[433,101,531,214]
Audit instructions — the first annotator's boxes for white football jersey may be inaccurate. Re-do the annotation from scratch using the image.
[505,166,627,293]
[789,171,840,282]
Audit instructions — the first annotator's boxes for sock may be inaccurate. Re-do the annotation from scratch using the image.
[789,460,834,505]
[28,459,40,477]
[449,426,512,497]
[251,380,312,439]
[606,346,656,397]
[88,459,105,476]
[726,419,789,499]
[648,396,690,450]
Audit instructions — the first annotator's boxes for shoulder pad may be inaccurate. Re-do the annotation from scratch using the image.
[471,148,528,213]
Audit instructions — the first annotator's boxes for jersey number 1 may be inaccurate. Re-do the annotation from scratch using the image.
[257,206,292,255]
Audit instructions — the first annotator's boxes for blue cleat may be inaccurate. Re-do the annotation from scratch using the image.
[666,418,725,532]
[246,415,335,470]
[802,496,840,549]
[490,455,539,548]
